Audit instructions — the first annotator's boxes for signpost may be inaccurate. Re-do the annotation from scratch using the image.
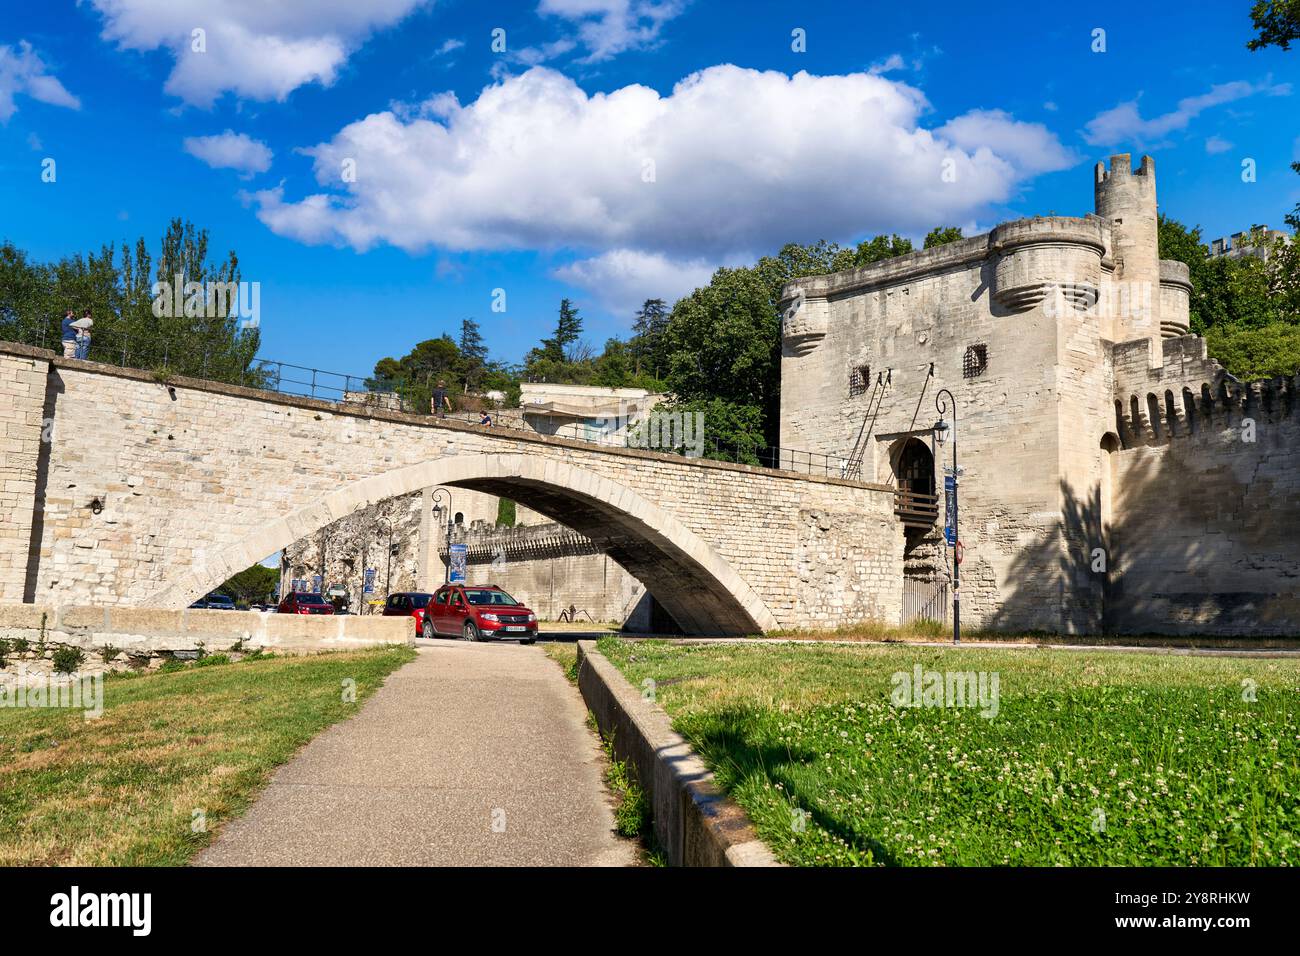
[449,543,468,585]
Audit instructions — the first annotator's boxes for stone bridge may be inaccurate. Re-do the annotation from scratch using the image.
[0,343,905,635]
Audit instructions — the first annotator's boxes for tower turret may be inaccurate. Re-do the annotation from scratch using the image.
[1095,154,1161,343]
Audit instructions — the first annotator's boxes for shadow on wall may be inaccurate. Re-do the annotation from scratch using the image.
[986,426,1300,637]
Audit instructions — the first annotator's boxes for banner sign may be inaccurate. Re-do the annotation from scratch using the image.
[363,568,376,594]
[944,475,958,546]
[449,543,468,584]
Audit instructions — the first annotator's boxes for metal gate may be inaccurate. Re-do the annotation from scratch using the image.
[902,577,949,626]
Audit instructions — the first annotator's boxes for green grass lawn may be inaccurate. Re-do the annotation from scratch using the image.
[0,646,415,865]
[597,638,1300,867]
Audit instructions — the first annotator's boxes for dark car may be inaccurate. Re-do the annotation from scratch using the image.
[423,584,537,643]
[277,592,336,615]
[382,592,434,636]
[191,593,237,610]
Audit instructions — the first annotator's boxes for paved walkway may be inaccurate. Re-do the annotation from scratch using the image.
[196,642,637,867]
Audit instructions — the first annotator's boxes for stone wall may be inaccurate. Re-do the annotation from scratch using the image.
[0,346,49,604]
[1108,337,1300,635]
[780,238,1068,632]
[1,343,903,635]
[0,601,414,658]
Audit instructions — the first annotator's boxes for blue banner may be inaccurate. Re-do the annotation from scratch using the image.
[449,543,468,584]
[944,475,958,546]
[363,568,376,594]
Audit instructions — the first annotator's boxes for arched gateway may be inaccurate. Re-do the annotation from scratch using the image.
[148,454,778,636]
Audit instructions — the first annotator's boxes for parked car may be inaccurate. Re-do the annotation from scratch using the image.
[190,592,237,610]
[423,584,537,643]
[277,592,336,615]
[383,592,434,636]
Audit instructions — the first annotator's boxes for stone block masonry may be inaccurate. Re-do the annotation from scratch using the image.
[0,342,904,636]
[0,601,413,659]
[0,346,51,604]
[778,152,1300,637]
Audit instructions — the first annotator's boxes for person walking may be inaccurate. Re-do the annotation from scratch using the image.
[60,309,77,358]
[431,380,451,418]
[479,410,494,427]
[71,312,93,360]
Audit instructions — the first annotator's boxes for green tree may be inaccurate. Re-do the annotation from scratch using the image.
[495,498,517,527]
[369,335,463,411]
[539,298,583,363]
[1205,321,1300,378]
[0,220,261,387]
[832,233,914,270]
[630,298,669,376]
[458,317,488,391]
[923,226,964,249]
[591,337,632,387]
[1288,161,1300,233]
[219,563,280,606]
[1247,0,1300,51]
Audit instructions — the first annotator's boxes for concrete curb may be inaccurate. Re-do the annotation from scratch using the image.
[576,640,782,867]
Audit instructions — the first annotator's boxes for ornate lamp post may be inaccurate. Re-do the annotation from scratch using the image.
[430,488,454,584]
[934,388,960,644]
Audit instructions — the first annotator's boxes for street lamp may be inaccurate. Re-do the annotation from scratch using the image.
[934,387,960,645]
[430,488,454,584]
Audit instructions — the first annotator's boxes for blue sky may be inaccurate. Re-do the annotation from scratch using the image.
[2,0,1297,374]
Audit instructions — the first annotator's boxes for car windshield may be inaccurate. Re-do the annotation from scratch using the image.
[409,594,432,608]
[208,595,233,605]
[298,594,330,605]
[463,589,520,606]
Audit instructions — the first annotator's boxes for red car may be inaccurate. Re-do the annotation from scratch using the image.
[423,584,538,643]
[277,592,336,615]
[382,592,434,636]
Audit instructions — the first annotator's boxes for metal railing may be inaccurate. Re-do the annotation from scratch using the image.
[895,489,940,528]
[2,321,859,479]
[903,576,949,625]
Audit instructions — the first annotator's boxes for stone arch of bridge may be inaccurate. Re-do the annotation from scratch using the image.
[143,453,778,636]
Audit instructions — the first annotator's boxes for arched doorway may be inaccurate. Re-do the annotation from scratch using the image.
[891,437,938,530]
[890,437,945,624]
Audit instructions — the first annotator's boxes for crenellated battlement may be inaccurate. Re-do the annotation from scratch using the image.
[1112,335,1299,446]
[1094,152,1155,187]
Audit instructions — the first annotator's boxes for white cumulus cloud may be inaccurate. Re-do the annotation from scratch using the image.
[936,109,1078,176]
[183,129,273,175]
[538,0,687,62]
[554,249,719,316]
[252,65,1075,302]
[1083,79,1291,148]
[0,41,81,122]
[88,0,431,106]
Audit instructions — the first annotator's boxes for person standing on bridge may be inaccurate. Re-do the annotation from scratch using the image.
[60,309,78,358]
[431,381,451,418]
[71,312,93,360]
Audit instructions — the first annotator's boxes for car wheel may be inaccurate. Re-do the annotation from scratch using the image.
[463,621,481,642]
[520,637,536,645]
